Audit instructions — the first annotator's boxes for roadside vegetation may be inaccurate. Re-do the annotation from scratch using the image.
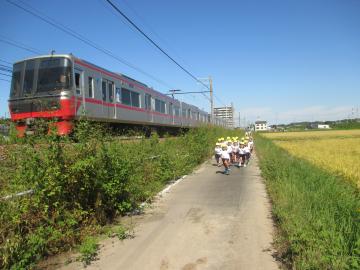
[0,121,240,269]
[255,132,360,269]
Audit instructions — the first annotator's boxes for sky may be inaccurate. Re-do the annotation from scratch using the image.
[0,0,359,125]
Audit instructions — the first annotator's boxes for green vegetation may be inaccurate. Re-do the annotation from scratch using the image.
[0,121,240,269]
[78,237,99,266]
[331,120,360,130]
[255,134,360,269]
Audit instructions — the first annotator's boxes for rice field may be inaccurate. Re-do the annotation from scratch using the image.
[263,130,360,188]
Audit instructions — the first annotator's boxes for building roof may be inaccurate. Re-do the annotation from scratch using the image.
[255,120,267,124]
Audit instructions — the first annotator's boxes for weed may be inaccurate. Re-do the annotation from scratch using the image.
[78,237,99,266]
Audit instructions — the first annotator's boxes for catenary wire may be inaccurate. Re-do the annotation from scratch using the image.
[0,78,11,82]
[105,0,229,109]
[0,59,13,65]
[6,0,174,90]
[0,37,43,55]
[0,72,12,77]
[104,0,211,92]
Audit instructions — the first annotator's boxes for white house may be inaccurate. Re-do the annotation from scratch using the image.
[318,124,330,129]
[255,120,267,131]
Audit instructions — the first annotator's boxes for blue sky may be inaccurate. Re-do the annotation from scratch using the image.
[1,0,359,124]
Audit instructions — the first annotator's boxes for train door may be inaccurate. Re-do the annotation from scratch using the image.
[107,81,115,118]
[101,79,107,118]
[169,102,174,124]
[151,96,155,123]
[74,68,84,115]
[145,93,153,123]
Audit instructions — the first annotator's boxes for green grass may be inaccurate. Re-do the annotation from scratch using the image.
[255,135,360,269]
[78,237,99,266]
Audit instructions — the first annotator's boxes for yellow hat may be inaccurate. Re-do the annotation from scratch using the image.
[216,143,221,146]
[221,144,228,149]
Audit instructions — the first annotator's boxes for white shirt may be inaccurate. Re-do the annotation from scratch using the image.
[239,147,245,154]
[232,145,239,153]
[221,150,230,159]
[214,147,222,155]
[227,146,233,154]
[244,146,250,153]
[249,141,254,148]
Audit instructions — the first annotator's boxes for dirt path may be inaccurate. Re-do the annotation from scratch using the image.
[59,154,279,270]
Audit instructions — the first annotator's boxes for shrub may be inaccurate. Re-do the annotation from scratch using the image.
[0,123,240,268]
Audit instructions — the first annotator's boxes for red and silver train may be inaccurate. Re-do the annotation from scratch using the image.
[8,54,226,136]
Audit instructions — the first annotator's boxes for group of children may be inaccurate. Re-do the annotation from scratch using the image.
[214,132,254,175]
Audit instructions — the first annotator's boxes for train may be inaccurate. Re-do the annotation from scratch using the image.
[8,54,226,136]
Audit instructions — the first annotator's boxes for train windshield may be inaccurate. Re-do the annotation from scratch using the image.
[37,58,72,93]
[10,57,73,98]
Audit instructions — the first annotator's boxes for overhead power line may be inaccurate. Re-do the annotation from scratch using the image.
[6,0,174,89]
[0,72,12,77]
[0,78,11,82]
[104,0,211,91]
[0,59,13,65]
[0,64,12,70]
[0,36,42,55]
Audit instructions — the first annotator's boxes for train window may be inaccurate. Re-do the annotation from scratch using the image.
[121,88,131,106]
[115,87,121,103]
[10,62,23,98]
[145,94,151,110]
[131,91,140,107]
[102,81,106,101]
[108,82,114,102]
[23,60,35,96]
[155,99,166,113]
[88,77,94,98]
[155,99,161,112]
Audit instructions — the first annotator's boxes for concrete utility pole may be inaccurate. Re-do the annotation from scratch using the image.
[209,76,214,124]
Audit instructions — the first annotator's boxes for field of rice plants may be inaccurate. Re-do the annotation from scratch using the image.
[263,130,360,188]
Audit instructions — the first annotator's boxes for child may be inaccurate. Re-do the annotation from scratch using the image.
[238,142,246,167]
[232,141,239,163]
[221,144,230,175]
[248,138,254,153]
[244,140,251,166]
[214,143,222,167]
[227,140,233,163]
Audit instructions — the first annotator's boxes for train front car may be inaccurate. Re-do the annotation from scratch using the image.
[8,55,76,136]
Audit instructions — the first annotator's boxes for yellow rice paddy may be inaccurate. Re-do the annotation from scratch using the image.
[263,130,360,187]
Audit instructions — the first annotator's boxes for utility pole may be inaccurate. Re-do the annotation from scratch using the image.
[209,76,214,124]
